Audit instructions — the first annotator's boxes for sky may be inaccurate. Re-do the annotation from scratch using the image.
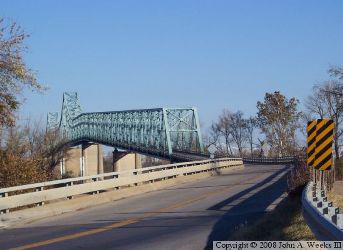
[1,0,343,130]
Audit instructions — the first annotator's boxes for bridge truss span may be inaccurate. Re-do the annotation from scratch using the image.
[48,92,205,161]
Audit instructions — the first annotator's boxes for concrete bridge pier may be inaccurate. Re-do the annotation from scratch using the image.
[58,145,142,178]
[81,143,104,176]
[59,143,104,177]
[112,149,142,173]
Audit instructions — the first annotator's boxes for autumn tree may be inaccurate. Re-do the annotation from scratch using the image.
[0,18,45,131]
[0,18,63,187]
[0,121,66,188]
[257,91,301,157]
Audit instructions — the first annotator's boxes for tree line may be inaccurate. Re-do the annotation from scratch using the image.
[206,70,343,159]
[0,18,342,188]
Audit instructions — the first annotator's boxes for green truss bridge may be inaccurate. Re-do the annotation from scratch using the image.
[47,92,206,162]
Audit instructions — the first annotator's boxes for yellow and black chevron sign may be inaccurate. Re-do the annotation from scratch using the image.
[314,119,335,170]
[307,120,317,167]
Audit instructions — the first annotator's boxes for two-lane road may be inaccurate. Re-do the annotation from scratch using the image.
[0,165,289,250]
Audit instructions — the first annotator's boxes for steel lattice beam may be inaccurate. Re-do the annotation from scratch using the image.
[48,92,204,159]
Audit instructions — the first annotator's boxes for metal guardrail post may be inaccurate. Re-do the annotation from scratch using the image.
[35,187,44,206]
[0,192,9,214]
[91,178,100,194]
[67,182,73,199]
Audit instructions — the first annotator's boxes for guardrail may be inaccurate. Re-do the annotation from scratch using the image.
[243,157,297,165]
[302,182,343,240]
[0,158,243,214]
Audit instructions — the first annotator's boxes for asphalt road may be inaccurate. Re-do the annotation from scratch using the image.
[0,165,289,250]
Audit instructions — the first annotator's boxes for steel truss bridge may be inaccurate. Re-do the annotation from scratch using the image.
[47,92,206,161]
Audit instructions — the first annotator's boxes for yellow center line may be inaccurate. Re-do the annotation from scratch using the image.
[7,172,268,250]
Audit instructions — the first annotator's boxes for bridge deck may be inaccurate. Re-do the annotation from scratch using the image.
[0,165,289,249]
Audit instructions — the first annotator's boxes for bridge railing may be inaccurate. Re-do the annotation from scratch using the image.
[302,182,343,239]
[0,158,242,214]
[243,156,298,165]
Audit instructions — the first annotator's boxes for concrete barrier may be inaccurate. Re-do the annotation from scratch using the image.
[0,158,243,214]
[302,182,343,240]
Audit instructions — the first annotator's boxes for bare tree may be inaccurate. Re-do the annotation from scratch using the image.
[329,66,343,80]
[305,92,327,119]
[208,110,253,157]
[327,66,343,113]
[216,109,234,156]
[141,156,169,168]
[228,111,247,156]
[305,69,343,159]
[245,117,257,156]
[205,123,223,152]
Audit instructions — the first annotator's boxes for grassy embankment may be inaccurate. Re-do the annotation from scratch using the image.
[229,191,316,240]
[230,159,343,240]
[328,159,343,208]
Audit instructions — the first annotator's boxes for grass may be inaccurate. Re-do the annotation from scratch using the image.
[328,192,343,209]
[327,158,343,209]
[229,190,316,240]
[335,158,343,180]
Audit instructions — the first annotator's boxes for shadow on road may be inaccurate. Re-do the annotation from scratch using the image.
[0,165,292,250]
[205,166,289,249]
[162,166,287,192]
